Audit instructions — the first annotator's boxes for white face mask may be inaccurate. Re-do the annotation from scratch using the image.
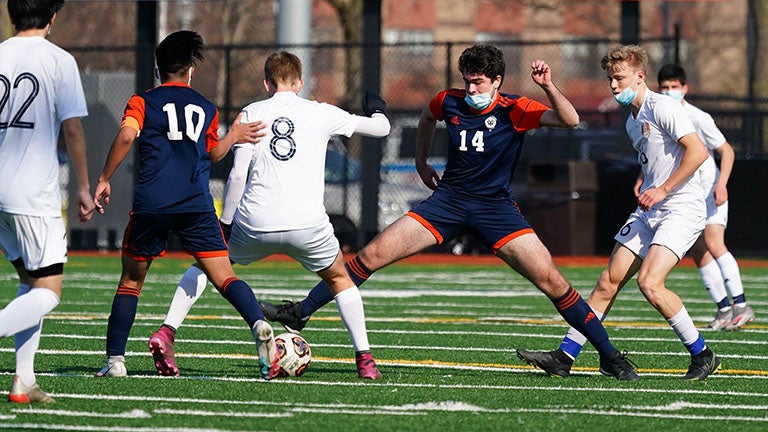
[661,89,684,102]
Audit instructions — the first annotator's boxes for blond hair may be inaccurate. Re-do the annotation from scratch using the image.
[601,45,648,73]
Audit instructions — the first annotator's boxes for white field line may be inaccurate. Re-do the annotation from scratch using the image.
[0,425,248,432]
[36,332,768,359]
[11,408,151,418]
[3,381,768,425]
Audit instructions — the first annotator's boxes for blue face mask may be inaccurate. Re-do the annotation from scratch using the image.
[661,89,684,102]
[465,91,494,110]
[614,85,637,106]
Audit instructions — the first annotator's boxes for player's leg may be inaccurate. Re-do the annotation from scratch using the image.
[95,254,151,378]
[689,233,732,329]
[0,214,64,402]
[704,222,754,330]
[547,243,641,364]
[497,233,638,381]
[262,213,439,331]
[639,244,720,380]
[148,263,207,376]
[314,249,382,379]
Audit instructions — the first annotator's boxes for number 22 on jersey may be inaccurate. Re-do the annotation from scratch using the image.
[458,129,485,152]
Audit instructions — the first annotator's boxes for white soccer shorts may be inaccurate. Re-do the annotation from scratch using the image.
[614,204,705,260]
[228,220,339,272]
[0,212,68,270]
[704,197,728,227]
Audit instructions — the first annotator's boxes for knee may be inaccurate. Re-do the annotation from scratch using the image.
[636,276,664,304]
[592,271,620,302]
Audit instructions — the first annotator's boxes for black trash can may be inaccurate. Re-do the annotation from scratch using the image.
[525,160,597,255]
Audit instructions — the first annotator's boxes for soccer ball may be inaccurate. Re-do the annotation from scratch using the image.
[274,333,312,377]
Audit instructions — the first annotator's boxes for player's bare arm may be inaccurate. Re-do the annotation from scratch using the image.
[531,59,579,128]
[94,126,138,213]
[713,141,735,205]
[637,132,708,210]
[62,117,95,222]
[415,105,440,190]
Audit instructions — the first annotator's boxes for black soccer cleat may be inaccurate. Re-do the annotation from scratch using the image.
[516,349,574,378]
[681,348,721,381]
[258,300,307,334]
[599,351,640,381]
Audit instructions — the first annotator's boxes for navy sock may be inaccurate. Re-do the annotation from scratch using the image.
[552,286,616,358]
[299,256,373,318]
[106,287,140,357]
[219,278,264,328]
[716,297,731,309]
[732,294,746,304]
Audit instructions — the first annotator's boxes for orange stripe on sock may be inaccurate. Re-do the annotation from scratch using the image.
[219,277,238,294]
[554,287,580,311]
[347,258,370,280]
[116,285,141,297]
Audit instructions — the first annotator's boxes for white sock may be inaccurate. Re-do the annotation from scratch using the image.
[0,288,59,338]
[15,320,42,387]
[716,252,745,300]
[334,286,370,353]
[10,283,38,386]
[164,266,208,330]
[667,306,702,347]
[698,260,728,306]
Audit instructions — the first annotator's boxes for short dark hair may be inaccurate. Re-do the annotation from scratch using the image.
[155,30,204,81]
[8,0,64,31]
[458,44,506,85]
[658,63,687,86]
[264,51,302,87]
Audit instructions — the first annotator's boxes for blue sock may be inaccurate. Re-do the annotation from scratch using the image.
[716,297,731,309]
[299,256,373,318]
[732,294,746,304]
[685,334,707,356]
[106,287,140,357]
[560,336,584,359]
[219,278,264,327]
[552,287,616,358]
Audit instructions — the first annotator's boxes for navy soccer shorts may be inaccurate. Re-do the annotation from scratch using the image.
[408,186,534,254]
[122,211,228,260]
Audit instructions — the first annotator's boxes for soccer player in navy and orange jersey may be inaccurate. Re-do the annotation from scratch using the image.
[259,44,639,381]
[91,30,280,379]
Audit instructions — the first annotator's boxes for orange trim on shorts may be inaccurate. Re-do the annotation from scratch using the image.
[554,287,581,311]
[116,285,141,297]
[191,250,229,259]
[491,228,534,254]
[122,248,165,261]
[406,211,443,244]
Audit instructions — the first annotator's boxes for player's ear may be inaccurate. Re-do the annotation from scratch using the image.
[262,80,271,93]
[636,70,645,84]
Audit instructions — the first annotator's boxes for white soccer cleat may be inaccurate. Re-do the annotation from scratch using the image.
[707,308,732,331]
[94,356,128,377]
[252,319,279,379]
[725,305,756,331]
[8,375,55,404]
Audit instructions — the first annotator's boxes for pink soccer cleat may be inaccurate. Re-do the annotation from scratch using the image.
[148,326,180,377]
[355,351,382,380]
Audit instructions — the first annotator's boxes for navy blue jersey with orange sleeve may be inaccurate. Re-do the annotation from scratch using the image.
[121,82,219,213]
[428,89,548,198]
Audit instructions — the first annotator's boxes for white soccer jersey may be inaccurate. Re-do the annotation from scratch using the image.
[683,101,726,195]
[627,90,704,207]
[0,36,88,217]
[234,91,358,232]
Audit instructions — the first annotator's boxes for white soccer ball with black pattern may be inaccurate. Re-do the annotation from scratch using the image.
[274,333,312,377]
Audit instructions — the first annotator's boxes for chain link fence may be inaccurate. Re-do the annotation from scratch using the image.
[65,39,768,253]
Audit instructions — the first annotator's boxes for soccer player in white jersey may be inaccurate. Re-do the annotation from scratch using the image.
[517,45,721,381]
[0,0,94,403]
[147,51,390,379]
[650,64,755,331]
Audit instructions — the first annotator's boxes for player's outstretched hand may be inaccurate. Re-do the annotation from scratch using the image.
[362,90,387,117]
[93,180,111,215]
[530,59,553,87]
[416,162,440,191]
[231,113,266,144]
